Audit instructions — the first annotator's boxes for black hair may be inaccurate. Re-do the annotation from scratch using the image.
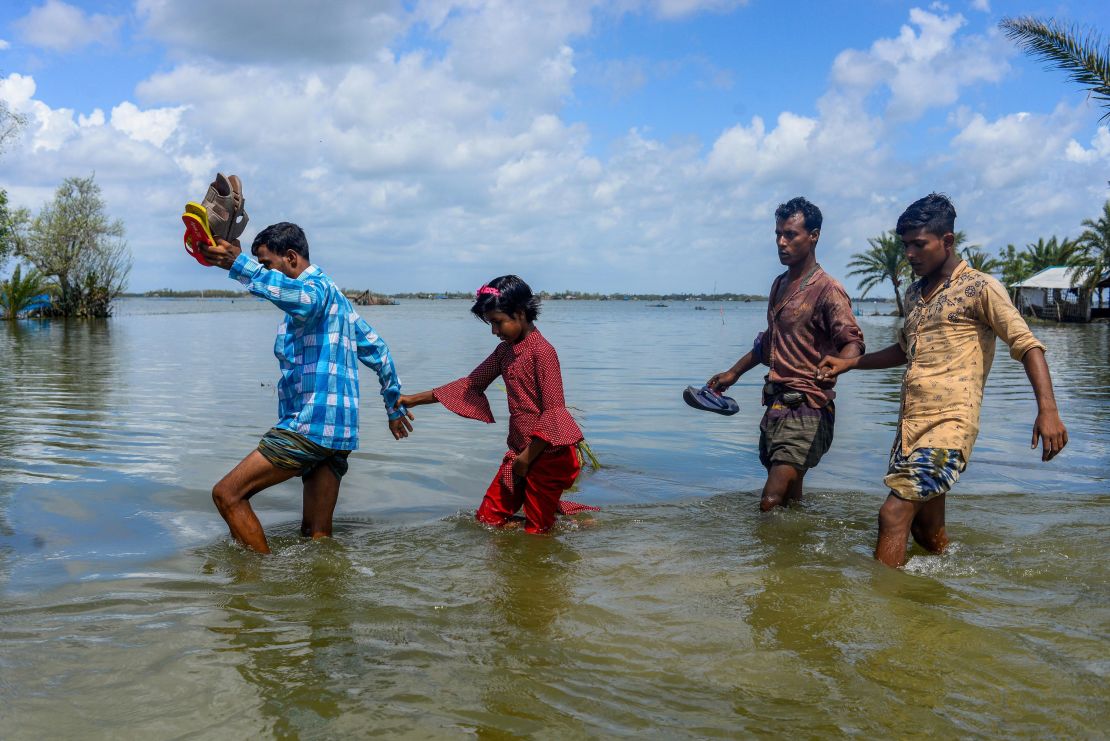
[470,275,541,323]
[896,193,956,237]
[774,196,823,233]
[252,222,310,260]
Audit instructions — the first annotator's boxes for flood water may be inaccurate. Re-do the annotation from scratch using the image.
[1,297,1107,737]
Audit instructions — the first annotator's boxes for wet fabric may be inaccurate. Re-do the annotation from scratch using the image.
[257,427,351,480]
[896,261,1045,459]
[433,329,583,453]
[229,254,405,451]
[477,444,582,534]
[884,436,966,502]
[757,265,864,408]
[758,397,835,471]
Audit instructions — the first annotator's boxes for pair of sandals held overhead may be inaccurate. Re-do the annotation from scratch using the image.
[182,173,249,266]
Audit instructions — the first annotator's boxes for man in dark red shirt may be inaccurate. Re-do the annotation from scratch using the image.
[708,197,864,510]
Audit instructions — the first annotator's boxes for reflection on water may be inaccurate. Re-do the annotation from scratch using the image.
[208,536,358,737]
[0,299,1107,737]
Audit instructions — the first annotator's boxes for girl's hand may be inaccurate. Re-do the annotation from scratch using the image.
[395,390,436,410]
[512,454,532,479]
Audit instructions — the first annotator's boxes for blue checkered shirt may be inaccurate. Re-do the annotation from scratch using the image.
[230,254,404,451]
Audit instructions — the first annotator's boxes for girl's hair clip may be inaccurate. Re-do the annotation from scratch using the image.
[476,285,500,298]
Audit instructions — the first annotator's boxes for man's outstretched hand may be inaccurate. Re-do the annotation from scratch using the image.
[389,410,415,440]
[199,238,242,270]
[815,354,856,382]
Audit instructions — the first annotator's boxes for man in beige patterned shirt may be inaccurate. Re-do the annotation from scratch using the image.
[817,194,1067,567]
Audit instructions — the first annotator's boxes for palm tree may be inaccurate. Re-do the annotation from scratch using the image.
[999,16,1110,121]
[0,264,48,319]
[1024,236,1078,272]
[961,247,1001,273]
[1068,200,1110,302]
[848,231,910,317]
[953,231,977,251]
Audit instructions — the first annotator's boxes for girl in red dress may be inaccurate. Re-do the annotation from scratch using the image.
[396,275,595,534]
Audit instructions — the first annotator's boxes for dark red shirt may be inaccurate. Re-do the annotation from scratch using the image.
[760,265,864,408]
[434,329,583,453]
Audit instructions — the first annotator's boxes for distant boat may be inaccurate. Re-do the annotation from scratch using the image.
[694,305,706,311]
[648,303,668,308]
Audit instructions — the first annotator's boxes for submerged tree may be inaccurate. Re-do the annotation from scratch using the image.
[847,231,911,317]
[1,94,27,273]
[1000,16,1110,121]
[13,175,132,317]
[0,189,14,272]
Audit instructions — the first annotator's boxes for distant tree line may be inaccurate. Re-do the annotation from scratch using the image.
[390,290,767,301]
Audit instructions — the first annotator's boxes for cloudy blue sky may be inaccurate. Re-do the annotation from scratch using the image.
[1,0,1107,294]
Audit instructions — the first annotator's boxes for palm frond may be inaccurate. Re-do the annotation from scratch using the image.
[1000,16,1110,120]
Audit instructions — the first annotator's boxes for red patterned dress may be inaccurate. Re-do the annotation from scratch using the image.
[434,329,591,533]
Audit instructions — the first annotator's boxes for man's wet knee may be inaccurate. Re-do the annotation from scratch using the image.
[212,481,238,513]
[759,494,781,512]
[878,496,914,533]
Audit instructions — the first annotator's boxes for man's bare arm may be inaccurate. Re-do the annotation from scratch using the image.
[1020,347,1067,461]
[816,343,906,380]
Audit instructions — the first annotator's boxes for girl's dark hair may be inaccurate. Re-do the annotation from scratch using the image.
[470,275,541,322]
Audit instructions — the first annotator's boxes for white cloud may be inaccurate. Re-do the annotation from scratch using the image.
[830,8,1010,120]
[1064,127,1110,164]
[136,0,404,63]
[646,0,749,19]
[78,109,104,127]
[970,0,990,12]
[0,3,1106,295]
[13,0,121,53]
[0,39,11,51]
[110,101,185,148]
[951,106,1081,189]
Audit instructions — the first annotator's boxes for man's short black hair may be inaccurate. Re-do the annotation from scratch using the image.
[774,196,822,233]
[471,274,541,323]
[896,193,956,237]
[252,222,310,260]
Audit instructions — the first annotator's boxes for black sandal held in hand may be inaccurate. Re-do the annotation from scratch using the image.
[682,385,739,416]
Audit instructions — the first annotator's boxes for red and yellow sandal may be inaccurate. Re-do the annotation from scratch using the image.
[182,204,215,266]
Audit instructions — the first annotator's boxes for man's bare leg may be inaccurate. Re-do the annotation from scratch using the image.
[760,464,805,511]
[301,465,341,539]
[910,493,948,554]
[875,493,923,567]
[212,450,299,554]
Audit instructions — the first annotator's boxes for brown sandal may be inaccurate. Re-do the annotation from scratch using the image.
[201,173,249,241]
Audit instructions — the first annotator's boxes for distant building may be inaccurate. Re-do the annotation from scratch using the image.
[1012,266,1110,323]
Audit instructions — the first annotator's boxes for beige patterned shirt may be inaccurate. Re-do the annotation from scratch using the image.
[896,261,1045,459]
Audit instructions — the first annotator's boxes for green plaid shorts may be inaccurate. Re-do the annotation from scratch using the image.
[257,428,351,481]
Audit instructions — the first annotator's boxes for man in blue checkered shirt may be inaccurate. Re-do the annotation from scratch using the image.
[200,222,414,553]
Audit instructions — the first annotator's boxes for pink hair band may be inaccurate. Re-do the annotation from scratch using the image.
[476,286,500,298]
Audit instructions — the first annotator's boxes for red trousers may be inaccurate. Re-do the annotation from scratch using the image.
[476,445,581,534]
